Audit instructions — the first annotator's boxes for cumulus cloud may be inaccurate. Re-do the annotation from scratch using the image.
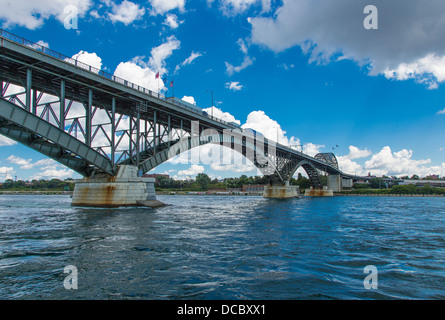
[336,146,372,175]
[0,0,91,29]
[148,36,181,74]
[108,0,145,25]
[114,36,180,91]
[163,13,183,29]
[341,146,372,160]
[30,166,75,180]
[72,51,103,70]
[202,106,241,124]
[177,164,205,177]
[5,155,75,180]
[219,0,271,16]
[225,81,243,91]
[0,135,17,147]
[363,146,445,177]
[7,155,56,170]
[149,0,185,15]
[241,110,298,146]
[114,60,162,92]
[249,0,445,88]
[181,96,196,105]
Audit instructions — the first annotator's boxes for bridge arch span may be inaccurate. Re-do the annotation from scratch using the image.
[137,132,284,181]
[288,160,323,189]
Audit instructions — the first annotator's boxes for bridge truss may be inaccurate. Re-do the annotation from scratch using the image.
[0,30,345,188]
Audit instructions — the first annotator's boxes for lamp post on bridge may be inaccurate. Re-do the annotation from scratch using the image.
[206,89,214,117]
[74,51,86,66]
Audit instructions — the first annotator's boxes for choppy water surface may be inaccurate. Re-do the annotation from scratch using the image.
[0,194,444,299]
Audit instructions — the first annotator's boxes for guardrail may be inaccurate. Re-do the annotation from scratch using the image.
[0,29,239,128]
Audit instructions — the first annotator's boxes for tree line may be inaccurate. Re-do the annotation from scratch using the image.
[0,179,74,191]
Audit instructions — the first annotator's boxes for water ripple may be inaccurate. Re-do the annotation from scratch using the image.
[0,194,444,299]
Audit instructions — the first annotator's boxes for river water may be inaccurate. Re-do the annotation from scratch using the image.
[0,194,444,300]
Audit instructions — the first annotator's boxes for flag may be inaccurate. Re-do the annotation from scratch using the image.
[155,72,159,79]
[162,76,167,83]
[170,80,174,87]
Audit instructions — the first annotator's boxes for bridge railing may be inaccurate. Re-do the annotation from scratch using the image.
[0,29,237,128]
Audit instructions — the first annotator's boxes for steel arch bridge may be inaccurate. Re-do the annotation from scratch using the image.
[0,30,348,189]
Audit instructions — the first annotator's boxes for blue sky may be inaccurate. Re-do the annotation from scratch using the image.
[1,0,445,181]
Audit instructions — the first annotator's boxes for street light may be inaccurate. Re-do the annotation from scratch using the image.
[74,50,86,66]
[206,89,214,117]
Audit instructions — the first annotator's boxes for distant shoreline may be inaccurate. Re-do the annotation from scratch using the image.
[0,191,444,198]
[335,193,445,197]
[0,191,73,195]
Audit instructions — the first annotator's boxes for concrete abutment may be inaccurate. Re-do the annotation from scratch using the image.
[263,182,300,198]
[72,165,164,208]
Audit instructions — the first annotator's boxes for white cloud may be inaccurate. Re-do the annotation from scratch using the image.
[7,155,56,170]
[225,38,254,75]
[337,158,365,176]
[149,0,185,15]
[4,155,75,180]
[436,107,445,115]
[0,0,91,29]
[0,166,15,181]
[303,142,325,157]
[219,0,270,16]
[163,13,183,29]
[177,164,205,177]
[341,146,372,160]
[202,106,241,124]
[384,54,445,90]
[241,110,298,146]
[108,0,145,25]
[113,36,182,92]
[363,146,445,177]
[181,96,196,105]
[249,0,445,89]
[148,36,181,74]
[0,136,17,147]
[30,166,75,180]
[72,51,103,70]
[175,51,203,73]
[225,81,243,91]
[210,162,256,173]
[115,60,163,92]
[36,40,50,48]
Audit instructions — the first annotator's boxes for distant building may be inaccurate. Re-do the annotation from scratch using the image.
[400,179,445,188]
[143,173,170,183]
[242,185,265,194]
[426,174,440,180]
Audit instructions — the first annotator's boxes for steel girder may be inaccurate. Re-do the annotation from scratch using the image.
[0,98,114,176]
[314,153,339,169]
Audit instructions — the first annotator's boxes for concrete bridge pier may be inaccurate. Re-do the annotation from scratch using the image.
[304,187,334,197]
[263,181,300,198]
[72,165,163,208]
[304,174,342,197]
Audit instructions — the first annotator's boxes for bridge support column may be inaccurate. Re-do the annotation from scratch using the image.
[263,181,300,199]
[304,187,334,197]
[327,174,342,192]
[72,165,165,208]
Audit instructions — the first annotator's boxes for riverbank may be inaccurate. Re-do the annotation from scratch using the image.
[0,191,73,195]
[335,192,445,197]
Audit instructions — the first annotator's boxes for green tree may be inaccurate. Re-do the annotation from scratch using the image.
[195,173,211,191]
